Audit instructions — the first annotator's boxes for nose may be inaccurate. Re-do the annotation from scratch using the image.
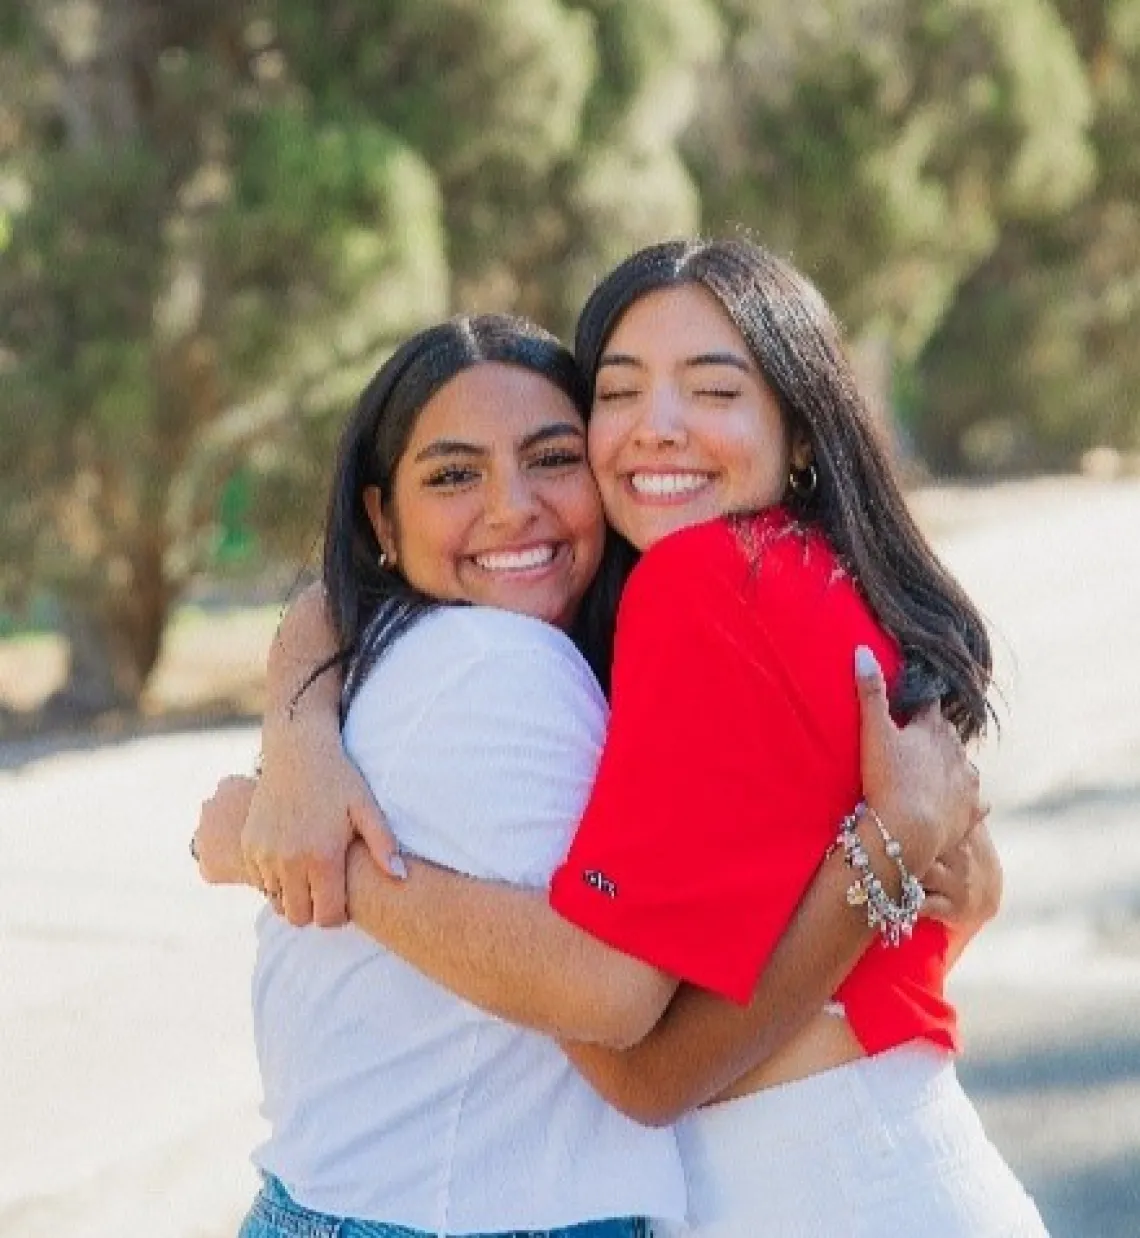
[485,465,540,530]
[633,383,688,449]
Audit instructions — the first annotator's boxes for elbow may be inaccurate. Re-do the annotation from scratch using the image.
[586,1068,691,1127]
[595,1006,659,1053]
[623,1096,685,1128]
[585,976,671,1052]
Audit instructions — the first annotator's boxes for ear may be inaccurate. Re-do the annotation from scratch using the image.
[790,433,814,472]
[362,485,397,566]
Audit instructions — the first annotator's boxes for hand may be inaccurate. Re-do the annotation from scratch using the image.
[855,646,987,875]
[195,776,258,886]
[923,819,1003,936]
[241,718,404,929]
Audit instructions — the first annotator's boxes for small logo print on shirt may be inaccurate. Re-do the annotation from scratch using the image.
[583,869,618,898]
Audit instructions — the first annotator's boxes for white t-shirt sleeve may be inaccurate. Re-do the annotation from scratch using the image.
[347,622,608,887]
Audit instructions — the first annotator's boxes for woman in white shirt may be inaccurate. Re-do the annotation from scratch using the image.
[196,305,992,1237]
[208,313,684,1238]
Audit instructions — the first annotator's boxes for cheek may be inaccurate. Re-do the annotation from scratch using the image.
[566,477,607,563]
[397,506,466,584]
[586,421,621,490]
[721,417,790,494]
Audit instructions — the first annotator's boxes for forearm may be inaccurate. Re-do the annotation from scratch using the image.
[562,845,873,1124]
[345,841,674,1048]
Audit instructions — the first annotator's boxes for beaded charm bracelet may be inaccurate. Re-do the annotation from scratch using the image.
[831,802,926,947]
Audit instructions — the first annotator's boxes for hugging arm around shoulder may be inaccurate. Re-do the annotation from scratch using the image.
[341,610,677,1049]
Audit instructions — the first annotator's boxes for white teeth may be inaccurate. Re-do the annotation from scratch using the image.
[474,545,557,572]
[630,472,711,497]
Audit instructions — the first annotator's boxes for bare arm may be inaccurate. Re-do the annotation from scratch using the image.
[561,847,873,1125]
[331,654,976,1071]
[198,648,985,1074]
[562,820,1001,1126]
[242,583,401,926]
[552,656,989,1125]
[344,845,677,1048]
[202,772,678,1048]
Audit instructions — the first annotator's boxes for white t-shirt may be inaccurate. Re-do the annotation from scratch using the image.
[251,606,686,1234]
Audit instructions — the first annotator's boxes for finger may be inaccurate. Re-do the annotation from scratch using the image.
[854,645,890,711]
[352,798,407,880]
[309,860,349,929]
[246,851,276,896]
[280,876,315,928]
[921,858,955,898]
[920,893,954,922]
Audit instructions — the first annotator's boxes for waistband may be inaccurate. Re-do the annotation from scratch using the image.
[686,1041,958,1144]
[248,1175,650,1238]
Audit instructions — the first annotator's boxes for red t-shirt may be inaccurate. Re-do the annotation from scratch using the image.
[548,510,958,1055]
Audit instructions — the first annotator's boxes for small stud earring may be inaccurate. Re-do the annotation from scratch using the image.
[378,549,389,568]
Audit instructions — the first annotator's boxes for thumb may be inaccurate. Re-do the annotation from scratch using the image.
[855,645,896,782]
[855,645,892,727]
[350,796,407,880]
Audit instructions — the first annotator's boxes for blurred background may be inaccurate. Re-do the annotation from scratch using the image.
[0,2,1137,1236]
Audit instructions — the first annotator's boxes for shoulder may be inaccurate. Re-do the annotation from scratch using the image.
[350,605,606,733]
[619,509,835,625]
[624,517,742,593]
[617,518,747,631]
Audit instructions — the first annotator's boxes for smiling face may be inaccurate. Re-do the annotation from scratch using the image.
[587,283,810,552]
[364,362,604,631]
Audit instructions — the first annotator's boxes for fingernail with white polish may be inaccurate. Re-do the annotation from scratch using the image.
[855,645,880,678]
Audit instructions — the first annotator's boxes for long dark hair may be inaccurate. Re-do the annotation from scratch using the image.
[320,313,622,714]
[575,239,992,739]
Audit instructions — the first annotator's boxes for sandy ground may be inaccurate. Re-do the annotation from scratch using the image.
[1,477,1138,1237]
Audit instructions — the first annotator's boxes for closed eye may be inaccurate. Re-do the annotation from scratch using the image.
[595,388,640,403]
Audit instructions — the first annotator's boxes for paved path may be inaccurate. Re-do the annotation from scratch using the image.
[2,478,1138,1236]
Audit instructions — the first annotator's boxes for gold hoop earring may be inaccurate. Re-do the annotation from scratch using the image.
[788,462,819,500]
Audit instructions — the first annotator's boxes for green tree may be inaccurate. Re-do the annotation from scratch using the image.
[916,0,1140,471]
[688,0,1094,393]
[0,0,447,711]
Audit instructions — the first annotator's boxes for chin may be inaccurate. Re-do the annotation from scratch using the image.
[633,513,702,549]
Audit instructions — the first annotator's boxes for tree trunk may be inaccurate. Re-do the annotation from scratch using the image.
[48,542,174,718]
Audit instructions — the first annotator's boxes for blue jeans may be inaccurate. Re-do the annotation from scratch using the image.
[239,1175,650,1238]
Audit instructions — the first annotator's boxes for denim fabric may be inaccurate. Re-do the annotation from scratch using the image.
[238,1175,650,1238]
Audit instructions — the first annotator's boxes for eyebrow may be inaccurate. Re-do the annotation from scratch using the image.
[597,350,754,374]
[412,421,583,463]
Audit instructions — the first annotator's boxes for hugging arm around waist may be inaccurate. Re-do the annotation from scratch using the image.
[559,848,876,1126]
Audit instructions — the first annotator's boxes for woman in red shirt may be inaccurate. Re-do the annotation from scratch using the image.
[201,240,1044,1234]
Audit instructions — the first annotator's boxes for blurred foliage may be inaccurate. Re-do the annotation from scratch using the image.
[0,0,1137,709]
[915,0,1140,470]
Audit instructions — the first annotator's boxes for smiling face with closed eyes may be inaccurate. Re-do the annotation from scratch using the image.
[363,361,605,632]
[587,284,810,552]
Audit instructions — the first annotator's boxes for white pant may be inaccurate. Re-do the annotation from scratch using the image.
[656,1043,1048,1238]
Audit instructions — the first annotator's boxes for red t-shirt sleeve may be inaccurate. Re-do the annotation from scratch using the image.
[549,518,888,1004]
